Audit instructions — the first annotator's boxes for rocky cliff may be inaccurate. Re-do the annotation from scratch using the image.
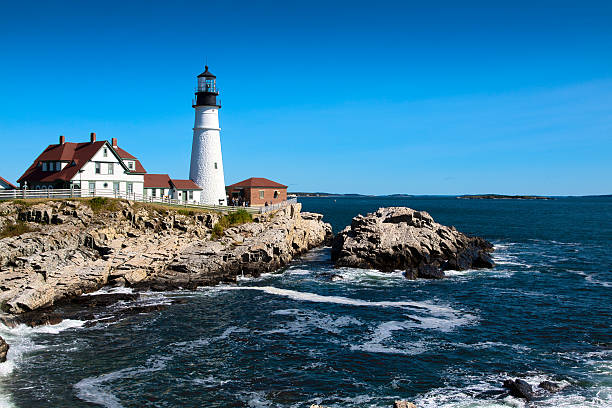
[331,207,494,278]
[0,199,332,314]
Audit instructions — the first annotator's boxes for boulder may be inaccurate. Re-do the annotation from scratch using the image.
[0,336,8,363]
[394,401,417,408]
[539,380,561,393]
[503,378,534,401]
[332,207,494,278]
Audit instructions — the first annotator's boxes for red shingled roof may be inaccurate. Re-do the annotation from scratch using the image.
[227,177,287,189]
[0,177,17,189]
[144,174,172,188]
[18,140,146,184]
[170,179,201,190]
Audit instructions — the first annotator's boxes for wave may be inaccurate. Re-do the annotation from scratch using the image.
[217,285,461,317]
[74,355,170,408]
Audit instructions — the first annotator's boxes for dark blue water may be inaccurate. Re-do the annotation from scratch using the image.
[0,196,610,408]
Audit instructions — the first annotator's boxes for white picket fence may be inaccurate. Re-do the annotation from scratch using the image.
[0,188,297,215]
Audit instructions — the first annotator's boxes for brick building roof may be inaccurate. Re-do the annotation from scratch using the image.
[227,177,288,189]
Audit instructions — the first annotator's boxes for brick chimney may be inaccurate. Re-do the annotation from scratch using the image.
[90,132,96,143]
[111,137,118,148]
[59,135,65,145]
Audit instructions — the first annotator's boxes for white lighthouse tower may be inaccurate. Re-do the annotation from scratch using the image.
[189,65,227,205]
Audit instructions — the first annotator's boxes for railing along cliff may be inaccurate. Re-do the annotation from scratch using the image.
[0,189,297,215]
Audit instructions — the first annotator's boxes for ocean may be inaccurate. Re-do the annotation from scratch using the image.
[0,196,610,407]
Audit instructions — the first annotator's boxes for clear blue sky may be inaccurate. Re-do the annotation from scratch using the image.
[1,1,610,195]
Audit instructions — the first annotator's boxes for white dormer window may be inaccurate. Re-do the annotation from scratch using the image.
[128,161,134,170]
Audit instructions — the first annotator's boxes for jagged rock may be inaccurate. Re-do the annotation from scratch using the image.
[539,380,561,393]
[331,207,494,278]
[394,401,417,408]
[0,336,8,363]
[0,200,331,314]
[503,378,534,401]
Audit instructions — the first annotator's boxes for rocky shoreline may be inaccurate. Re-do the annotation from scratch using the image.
[0,199,331,317]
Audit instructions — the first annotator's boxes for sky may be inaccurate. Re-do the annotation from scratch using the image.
[1,1,611,195]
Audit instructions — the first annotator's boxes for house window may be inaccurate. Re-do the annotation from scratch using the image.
[152,189,156,198]
[95,162,101,174]
[127,182,133,194]
[89,182,96,194]
[128,161,134,170]
[108,163,114,175]
[274,191,279,199]
[55,162,60,171]
[259,190,265,199]
[113,182,120,192]
[42,162,47,171]
[103,148,108,157]
[103,182,109,189]
[189,191,193,200]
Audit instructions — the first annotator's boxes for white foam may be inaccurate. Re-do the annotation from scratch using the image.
[82,286,134,296]
[74,356,170,408]
[266,309,363,336]
[0,319,85,376]
[217,285,459,317]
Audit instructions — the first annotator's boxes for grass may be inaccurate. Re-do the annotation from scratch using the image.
[86,197,122,213]
[0,221,39,239]
[211,209,253,240]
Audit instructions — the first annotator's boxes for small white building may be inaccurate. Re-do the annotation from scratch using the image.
[144,174,203,203]
[0,177,17,190]
[18,133,146,196]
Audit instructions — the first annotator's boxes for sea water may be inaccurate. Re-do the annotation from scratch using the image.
[0,196,610,407]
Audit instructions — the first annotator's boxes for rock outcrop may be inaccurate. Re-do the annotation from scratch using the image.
[331,207,494,278]
[503,378,535,401]
[0,336,8,363]
[0,199,332,314]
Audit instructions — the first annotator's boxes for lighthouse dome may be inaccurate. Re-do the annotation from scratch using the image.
[197,65,216,78]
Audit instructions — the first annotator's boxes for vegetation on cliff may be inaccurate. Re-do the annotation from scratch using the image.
[211,209,253,239]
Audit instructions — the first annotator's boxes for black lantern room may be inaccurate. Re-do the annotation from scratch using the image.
[194,66,220,107]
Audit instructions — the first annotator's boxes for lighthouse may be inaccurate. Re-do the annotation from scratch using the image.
[189,65,227,205]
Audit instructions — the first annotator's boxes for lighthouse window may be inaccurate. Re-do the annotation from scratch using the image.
[214,162,218,169]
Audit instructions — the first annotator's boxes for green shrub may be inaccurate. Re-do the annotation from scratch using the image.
[210,209,252,240]
[177,209,196,217]
[0,221,38,239]
[86,197,120,213]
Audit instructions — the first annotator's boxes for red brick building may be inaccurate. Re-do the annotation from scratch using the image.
[226,177,287,206]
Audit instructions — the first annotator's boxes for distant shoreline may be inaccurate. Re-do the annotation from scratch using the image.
[457,194,553,200]
[290,193,610,199]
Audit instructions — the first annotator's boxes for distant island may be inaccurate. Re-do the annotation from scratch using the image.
[458,194,553,200]
[290,192,413,198]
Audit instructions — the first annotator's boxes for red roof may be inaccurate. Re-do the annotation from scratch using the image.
[170,179,202,190]
[0,177,17,189]
[227,177,288,189]
[144,174,172,188]
[113,146,146,173]
[18,140,146,184]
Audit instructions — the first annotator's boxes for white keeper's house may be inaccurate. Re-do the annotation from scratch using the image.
[17,133,204,202]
